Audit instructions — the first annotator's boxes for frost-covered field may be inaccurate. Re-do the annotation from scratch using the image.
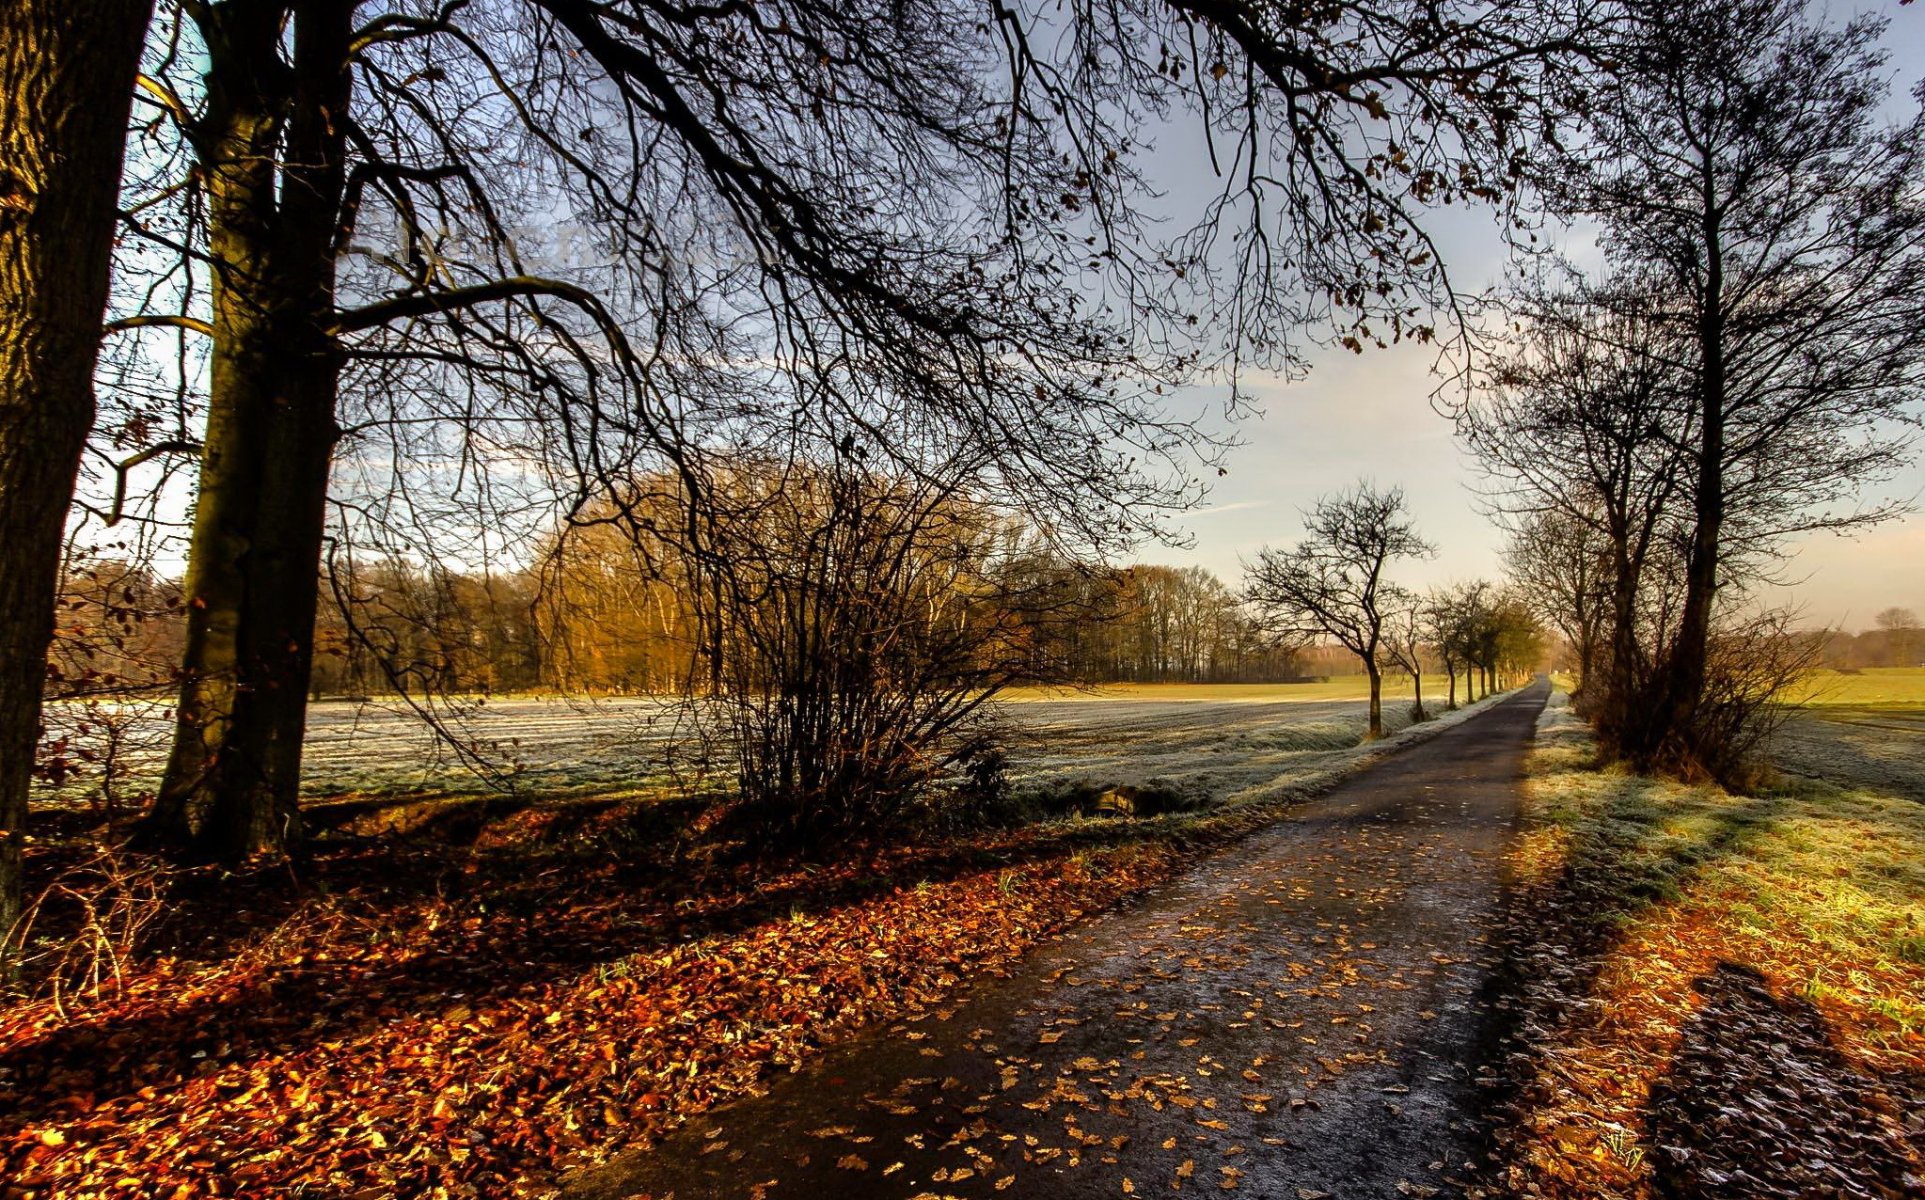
[1773,668,1925,804]
[40,683,1461,805]
[1774,708,1925,804]
[996,691,1443,799]
[302,688,1447,799]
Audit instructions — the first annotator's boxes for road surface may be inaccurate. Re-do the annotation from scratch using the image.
[565,680,1552,1200]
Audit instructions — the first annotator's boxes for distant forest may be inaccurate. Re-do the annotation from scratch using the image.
[52,552,1310,703]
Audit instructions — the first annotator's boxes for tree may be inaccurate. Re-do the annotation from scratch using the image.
[1380,589,1429,722]
[1504,510,1609,705]
[1426,579,1527,706]
[107,0,1598,860]
[0,0,153,947]
[1537,0,1925,775]
[1876,607,1921,668]
[1488,592,1548,687]
[1245,483,1433,740]
[1460,280,1692,741]
[1424,587,1468,710]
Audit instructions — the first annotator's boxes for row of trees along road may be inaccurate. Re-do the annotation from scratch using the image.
[1244,482,1545,739]
[1,0,1607,948]
[1460,0,1925,781]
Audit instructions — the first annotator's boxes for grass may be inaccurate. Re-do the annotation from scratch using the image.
[996,673,1466,703]
[1525,693,1925,1038]
[1786,665,1925,710]
[1491,691,1925,1199]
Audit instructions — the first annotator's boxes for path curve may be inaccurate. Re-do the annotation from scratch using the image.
[566,680,1551,1200]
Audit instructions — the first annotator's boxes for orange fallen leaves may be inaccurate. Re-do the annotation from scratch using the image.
[0,817,1235,1197]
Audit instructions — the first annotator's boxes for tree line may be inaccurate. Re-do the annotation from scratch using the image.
[1808,610,1924,672]
[48,543,1303,711]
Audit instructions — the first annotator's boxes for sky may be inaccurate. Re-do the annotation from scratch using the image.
[1143,4,1925,632]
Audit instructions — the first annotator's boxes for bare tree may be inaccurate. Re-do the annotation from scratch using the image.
[1460,280,1691,736]
[1535,0,1925,774]
[1423,586,1471,710]
[1487,591,1547,689]
[98,0,1601,863]
[1380,588,1429,723]
[1504,510,1609,706]
[1245,483,1433,739]
[1,0,153,949]
[1424,579,1536,706]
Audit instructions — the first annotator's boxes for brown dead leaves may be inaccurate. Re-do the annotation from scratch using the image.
[0,828,1195,1197]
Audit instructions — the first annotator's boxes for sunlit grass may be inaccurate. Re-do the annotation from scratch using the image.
[1787,666,1925,710]
[1496,696,1925,1199]
[1525,694,1925,1044]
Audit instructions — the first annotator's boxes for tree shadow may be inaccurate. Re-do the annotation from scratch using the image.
[1478,724,1925,1196]
[0,792,1253,1138]
[1646,962,1923,1199]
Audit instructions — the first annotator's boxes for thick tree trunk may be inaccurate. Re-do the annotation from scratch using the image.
[145,0,348,862]
[0,0,151,948]
[1364,662,1383,740]
[1570,627,1600,716]
[1411,671,1424,722]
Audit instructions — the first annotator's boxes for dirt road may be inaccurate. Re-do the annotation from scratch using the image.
[565,680,1551,1200]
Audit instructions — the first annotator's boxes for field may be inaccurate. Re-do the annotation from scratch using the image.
[39,674,1465,809]
[1776,667,1925,802]
[1786,665,1925,708]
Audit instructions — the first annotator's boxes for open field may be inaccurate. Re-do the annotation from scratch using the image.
[1787,666,1925,708]
[38,675,1465,807]
[1777,668,1925,803]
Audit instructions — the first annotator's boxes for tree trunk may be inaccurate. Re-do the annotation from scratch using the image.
[1595,532,1646,756]
[1411,670,1424,722]
[144,0,348,863]
[0,0,152,949]
[1364,662,1383,740]
[1653,206,1728,771]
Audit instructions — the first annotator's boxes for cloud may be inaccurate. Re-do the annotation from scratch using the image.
[1187,500,1270,519]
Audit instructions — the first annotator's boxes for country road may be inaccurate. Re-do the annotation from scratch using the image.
[565,679,1553,1200]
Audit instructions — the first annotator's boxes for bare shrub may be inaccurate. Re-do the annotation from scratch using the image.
[1662,610,1822,788]
[684,458,1081,844]
[3,846,170,1011]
